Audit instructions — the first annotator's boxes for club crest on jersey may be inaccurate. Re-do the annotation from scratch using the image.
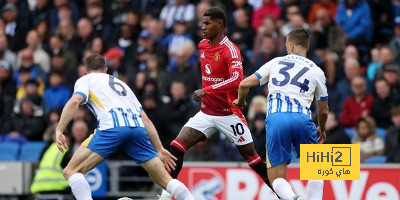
[214,53,220,62]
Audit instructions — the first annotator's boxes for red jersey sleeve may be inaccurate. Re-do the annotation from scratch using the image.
[203,48,243,94]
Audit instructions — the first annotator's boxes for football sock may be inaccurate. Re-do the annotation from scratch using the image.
[166,179,194,200]
[307,180,324,200]
[272,178,296,200]
[247,154,273,189]
[67,173,93,200]
[170,139,187,179]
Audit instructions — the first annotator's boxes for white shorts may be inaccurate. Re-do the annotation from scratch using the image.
[184,111,253,145]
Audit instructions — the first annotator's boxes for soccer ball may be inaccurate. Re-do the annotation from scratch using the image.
[117,197,133,200]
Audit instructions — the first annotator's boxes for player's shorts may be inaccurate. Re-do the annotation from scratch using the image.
[265,112,318,168]
[184,111,253,145]
[82,127,158,164]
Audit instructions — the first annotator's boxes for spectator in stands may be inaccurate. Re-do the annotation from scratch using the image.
[141,90,167,146]
[0,60,16,132]
[229,8,255,53]
[389,16,400,61]
[17,30,51,73]
[336,0,373,46]
[353,117,384,163]
[15,67,45,102]
[48,0,80,34]
[132,30,155,72]
[49,50,76,90]
[32,0,51,24]
[89,36,107,55]
[14,48,46,87]
[252,16,285,62]
[252,34,280,74]
[161,41,200,97]
[2,2,29,52]
[246,95,268,124]
[7,97,46,141]
[30,130,70,195]
[124,10,140,38]
[163,80,196,144]
[251,0,281,30]
[70,120,89,153]
[311,8,346,86]
[374,47,396,79]
[162,20,193,68]
[159,0,195,31]
[48,35,77,71]
[56,18,75,49]
[116,24,134,55]
[0,33,16,69]
[42,109,61,141]
[368,0,393,45]
[307,0,338,25]
[144,54,165,87]
[366,47,381,81]
[385,106,400,163]
[71,17,94,60]
[103,47,126,82]
[86,1,115,43]
[382,64,400,94]
[341,76,374,128]
[132,71,146,100]
[372,79,397,129]
[335,58,361,114]
[109,0,132,26]
[280,13,309,37]
[251,112,266,159]
[324,111,351,144]
[44,71,71,112]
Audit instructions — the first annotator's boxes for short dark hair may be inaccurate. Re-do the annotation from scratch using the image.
[204,7,226,27]
[84,54,105,71]
[391,106,400,116]
[287,28,310,49]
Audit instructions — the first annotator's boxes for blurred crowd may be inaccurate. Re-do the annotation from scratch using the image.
[0,0,400,163]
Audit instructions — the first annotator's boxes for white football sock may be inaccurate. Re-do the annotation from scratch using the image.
[67,173,93,200]
[307,180,324,200]
[166,179,194,200]
[272,178,296,200]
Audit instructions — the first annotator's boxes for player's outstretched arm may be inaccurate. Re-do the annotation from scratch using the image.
[233,74,260,107]
[316,100,329,144]
[56,94,84,153]
[140,110,177,171]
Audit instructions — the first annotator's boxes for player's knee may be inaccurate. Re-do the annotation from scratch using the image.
[63,167,74,180]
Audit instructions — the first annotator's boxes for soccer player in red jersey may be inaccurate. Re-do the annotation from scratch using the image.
[159,7,274,199]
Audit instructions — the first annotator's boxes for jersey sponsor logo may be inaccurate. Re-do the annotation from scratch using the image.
[201,52,205,58]
[231,61,243,69]
[214,53,220,62]
[205,64,212,74]
[202,76,224,83]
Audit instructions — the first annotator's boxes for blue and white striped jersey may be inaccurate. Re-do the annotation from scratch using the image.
[254,53,328,118]
[73,73,145,130]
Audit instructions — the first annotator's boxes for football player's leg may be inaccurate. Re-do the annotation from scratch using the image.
[63,146,104,200]
[141,157,194,200]
[64,129,121,200]
[170,127,206,178]
[236,142,273,189]
[169,112,216,179]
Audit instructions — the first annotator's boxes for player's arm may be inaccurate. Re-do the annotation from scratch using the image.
[317,100,329,143]
[233,75,260,107]
[315,69,329,144]
[140,110,177,171]
[55,94,84,152]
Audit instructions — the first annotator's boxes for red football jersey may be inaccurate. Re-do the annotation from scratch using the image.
[199,36,245,119]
